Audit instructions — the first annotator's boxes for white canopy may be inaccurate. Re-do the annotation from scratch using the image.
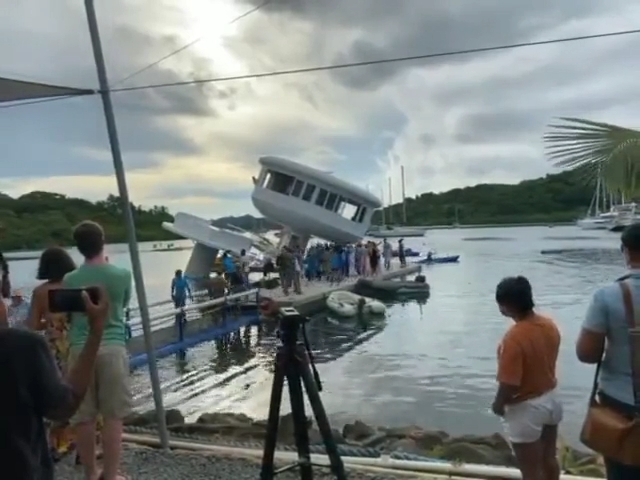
[0,77,93,104]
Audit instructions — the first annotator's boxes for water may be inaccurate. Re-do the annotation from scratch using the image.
[7,226,623,444]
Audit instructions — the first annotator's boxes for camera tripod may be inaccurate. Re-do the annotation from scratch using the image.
[260,308,347,480]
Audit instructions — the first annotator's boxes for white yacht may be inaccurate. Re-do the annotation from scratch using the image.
[577,175,618,230]
[608,203,640,232]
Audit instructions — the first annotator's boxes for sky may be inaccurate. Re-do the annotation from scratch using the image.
[1,0,640,218]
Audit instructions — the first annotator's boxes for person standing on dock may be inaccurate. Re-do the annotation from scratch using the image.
[276,247,295,295]
[64,221,132,480]
[171,269,193,308]
[382,239,392,270]
[397,239,406,267]
[493,276,562,480]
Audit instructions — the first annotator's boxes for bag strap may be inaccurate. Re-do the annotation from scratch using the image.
[619,281,640,410]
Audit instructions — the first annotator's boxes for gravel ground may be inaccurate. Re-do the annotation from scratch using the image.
[55,445,425,480]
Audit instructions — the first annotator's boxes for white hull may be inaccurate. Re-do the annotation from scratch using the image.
[576,217,612,230]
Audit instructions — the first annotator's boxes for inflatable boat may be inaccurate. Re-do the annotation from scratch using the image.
[326,291,386,317]
[416,255,460,264]
[355,277,430,296]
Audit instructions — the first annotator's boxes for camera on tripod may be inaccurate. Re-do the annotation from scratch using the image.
[276,306,307,345]
[261,305,347,480]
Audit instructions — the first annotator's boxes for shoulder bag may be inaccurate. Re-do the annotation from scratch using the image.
[580,279,640,465]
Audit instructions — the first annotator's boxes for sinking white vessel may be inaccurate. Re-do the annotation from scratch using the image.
[326,291,386,317]
[162,212,253,278]
[252,156,382,249]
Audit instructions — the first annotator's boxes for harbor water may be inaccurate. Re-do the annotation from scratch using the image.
[7,226,622,445]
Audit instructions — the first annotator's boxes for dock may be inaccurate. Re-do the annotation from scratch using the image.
[125,262,421,367]
[268,262,421,315]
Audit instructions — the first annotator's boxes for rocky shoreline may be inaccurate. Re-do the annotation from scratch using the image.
[124,410,605,478]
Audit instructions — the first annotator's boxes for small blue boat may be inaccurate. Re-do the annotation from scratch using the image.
[416,254,460,264]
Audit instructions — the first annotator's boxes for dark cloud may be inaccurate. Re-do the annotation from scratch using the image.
[243,0,622,90]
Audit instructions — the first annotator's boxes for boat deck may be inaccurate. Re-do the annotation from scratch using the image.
[265,261,421,315]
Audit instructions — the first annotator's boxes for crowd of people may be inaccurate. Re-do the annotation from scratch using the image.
[270,238,407,296]
[1,221,131,480]
[1,222,640,479]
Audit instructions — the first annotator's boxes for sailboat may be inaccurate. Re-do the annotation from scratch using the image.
[576,174,617,230]
[367,168,428,238]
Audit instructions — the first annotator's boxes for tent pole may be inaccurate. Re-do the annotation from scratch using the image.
[83,0,169,449]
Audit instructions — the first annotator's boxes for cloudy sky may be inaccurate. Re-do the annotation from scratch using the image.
[1,0,639,218]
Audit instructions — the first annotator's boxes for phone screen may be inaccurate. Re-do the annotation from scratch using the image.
[48,287,100,313]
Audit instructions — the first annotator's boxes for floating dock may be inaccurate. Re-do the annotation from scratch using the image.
[125,262,421,368]
[268,263,421,315]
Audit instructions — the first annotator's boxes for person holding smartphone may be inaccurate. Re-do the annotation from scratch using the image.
[0,286,108,480]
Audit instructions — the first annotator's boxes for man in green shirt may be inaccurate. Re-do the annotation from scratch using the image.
[65,221,132,480]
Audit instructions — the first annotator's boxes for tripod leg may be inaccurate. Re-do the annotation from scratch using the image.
[287,363,313,480]
[260,358,286,480]
[299,361,347,480]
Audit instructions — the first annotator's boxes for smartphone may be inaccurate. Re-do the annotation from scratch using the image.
[48,287,100,313]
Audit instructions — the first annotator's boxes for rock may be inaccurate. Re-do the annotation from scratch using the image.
[411,430,449,451]
[387,438,424,456]
[382,425,424,439]
[196,412,253,426]
[342,420,376,442]
[308,427,345,445]
[124,408,185,428]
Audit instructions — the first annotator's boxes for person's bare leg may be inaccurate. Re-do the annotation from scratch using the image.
[512,441,545,480]
[540,425,560,480]
[75,421,98,480]
[101,418,125,480]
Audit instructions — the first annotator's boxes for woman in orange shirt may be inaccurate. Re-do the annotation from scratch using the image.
[493,276,562,480]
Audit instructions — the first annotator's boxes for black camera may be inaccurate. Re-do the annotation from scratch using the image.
[277,306,307,346]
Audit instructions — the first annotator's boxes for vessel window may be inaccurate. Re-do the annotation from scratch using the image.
[291,179,304,198]
[315,188,328,207]
[357,206,367,223]
[268,171,296,195]
[261,171,272,188]
[325,192,338,211]
[301,183,316,202]
[337,197,360,221]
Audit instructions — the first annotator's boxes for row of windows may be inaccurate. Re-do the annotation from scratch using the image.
[260,170,368,223]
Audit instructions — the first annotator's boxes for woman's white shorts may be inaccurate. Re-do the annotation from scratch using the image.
[502,389,563,444]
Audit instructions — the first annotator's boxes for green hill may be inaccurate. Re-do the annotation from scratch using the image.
[0,191,179,251]
[374,167,593,226]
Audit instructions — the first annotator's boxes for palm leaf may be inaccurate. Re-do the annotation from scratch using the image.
[544,117,640,197]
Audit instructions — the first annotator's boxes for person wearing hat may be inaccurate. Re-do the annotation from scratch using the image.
[7,289,30,330]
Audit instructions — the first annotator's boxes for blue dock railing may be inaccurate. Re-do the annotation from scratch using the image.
[124,288,262,369]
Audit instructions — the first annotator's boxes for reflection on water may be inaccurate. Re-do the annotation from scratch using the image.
[7,227,625,444]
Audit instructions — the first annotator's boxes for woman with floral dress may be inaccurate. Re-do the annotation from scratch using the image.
[29,246,77,460]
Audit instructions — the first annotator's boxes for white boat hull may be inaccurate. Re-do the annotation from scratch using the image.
[576,218,612,230]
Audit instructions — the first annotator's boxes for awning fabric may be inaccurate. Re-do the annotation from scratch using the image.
[0,77,93,104]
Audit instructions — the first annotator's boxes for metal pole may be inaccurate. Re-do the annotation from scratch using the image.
[83,0,169,449]
[401,165,407,224]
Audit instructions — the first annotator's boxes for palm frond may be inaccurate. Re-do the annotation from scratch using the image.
[544,117,640,197]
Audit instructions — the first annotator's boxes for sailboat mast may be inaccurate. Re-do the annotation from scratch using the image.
[380,187,386,225]
[388,177,393,224]
[594,175,601,215]
[401,165,407,224]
